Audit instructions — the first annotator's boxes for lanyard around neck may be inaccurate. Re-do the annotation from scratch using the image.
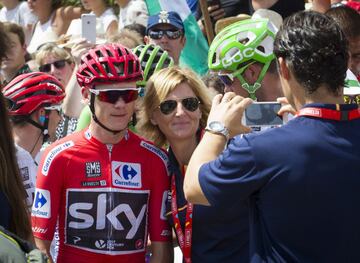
[298,106,360,121]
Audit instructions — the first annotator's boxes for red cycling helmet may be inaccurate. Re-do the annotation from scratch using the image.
[2,72,65,116]
[76,43,143,88]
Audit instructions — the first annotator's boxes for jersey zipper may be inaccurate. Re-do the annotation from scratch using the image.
[106,144,114,253]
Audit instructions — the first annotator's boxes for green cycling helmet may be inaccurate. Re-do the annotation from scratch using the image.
[208,18,277,99]
[133,44,174,95]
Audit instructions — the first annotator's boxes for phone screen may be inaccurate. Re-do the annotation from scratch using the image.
[244,103,283,126]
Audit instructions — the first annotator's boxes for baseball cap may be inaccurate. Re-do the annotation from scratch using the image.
[146,10,184,34]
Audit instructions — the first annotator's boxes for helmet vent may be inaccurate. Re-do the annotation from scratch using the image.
[113,62,124,76]
[128,60,133,75]
[238,37,250,45]
[106,49,113,57]
[256,46,265,53]
[95,50,103,58]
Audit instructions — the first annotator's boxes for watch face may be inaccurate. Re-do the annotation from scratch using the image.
[209,121,224,132]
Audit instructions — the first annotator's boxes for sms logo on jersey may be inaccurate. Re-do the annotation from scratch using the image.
[31,189,51,218]
[112,161,141,188]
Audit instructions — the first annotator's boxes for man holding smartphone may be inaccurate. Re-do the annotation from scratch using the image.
[185,11,360,263]
[145,10,186,65]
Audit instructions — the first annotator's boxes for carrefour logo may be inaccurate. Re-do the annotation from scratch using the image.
[112,161,141,188]
[31,189,51,218]
[42,141,74,176]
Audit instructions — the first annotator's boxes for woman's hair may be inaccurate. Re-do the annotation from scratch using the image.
[137,66,211,148]
[35,42,74,66]
[0,93,32,240]
[274,11,348,95]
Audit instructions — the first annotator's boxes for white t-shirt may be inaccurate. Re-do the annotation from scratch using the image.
[0,1,37,27]
[15,144,38,208]
[118,0,148,29]
[27,14,58,54]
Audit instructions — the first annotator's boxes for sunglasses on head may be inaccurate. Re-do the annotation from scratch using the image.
[44,104,62,115]
[89,88,139,104]
[39,60,67,73]
[159,97,200,115]
[344,94,360,104]
[148,29,183,40]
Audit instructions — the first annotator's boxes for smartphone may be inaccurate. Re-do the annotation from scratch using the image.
[242,102,283,129]
[81,14,96,44]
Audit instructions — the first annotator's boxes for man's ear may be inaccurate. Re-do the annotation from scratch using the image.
[243,63,261,83]
[144,35,150,44]
[181,35,186,48]
[81,87,91,105]
[278,57,290,80]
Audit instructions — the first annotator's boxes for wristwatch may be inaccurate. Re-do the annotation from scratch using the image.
[205,121,229,140]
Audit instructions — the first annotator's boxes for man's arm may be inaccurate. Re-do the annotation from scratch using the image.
[150,241,173,263]
[184,93,252,205]
[34,238,53,263]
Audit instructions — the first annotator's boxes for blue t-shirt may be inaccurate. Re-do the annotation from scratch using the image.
[199,103,360,263]
[167,148,249,263]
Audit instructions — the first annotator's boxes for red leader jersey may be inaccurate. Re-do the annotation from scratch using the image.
[31,129,171,263]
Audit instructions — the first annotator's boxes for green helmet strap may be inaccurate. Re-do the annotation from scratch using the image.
[236,61,271,99]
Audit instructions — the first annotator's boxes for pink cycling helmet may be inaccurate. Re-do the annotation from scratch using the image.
[2,72,65,116]
[76,43,143,88]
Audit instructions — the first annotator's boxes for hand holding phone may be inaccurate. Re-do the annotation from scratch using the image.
[242,102,284,132]
[81,14,96,44]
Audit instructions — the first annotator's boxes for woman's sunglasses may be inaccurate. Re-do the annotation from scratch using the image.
[159,97,200,115]
[148,29,183,40]
[39,60,67,73]
[89,88,139,104]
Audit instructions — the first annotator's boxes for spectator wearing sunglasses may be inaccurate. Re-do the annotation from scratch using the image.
[145,10,186,65]
[1,22,32,86]
[31,43,172,263]
[35,41,95,139]
[2,72,65,208]
[185,11,360,263]
[137,66,250,262]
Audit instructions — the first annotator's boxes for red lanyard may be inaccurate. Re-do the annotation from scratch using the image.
[171,166,193,263]
[297,107,360,121]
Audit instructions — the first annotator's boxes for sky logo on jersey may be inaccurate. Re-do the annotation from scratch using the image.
[112,161,142,188]
[31,189,51,218]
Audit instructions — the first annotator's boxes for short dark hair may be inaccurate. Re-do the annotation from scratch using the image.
[326,6,360,39]
[274,11,348,95]
[3,22,25,46]
[124,23,146,39]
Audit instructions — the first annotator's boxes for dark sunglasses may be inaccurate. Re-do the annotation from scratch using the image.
[218,74,234,86]
[39,60,67,72]
[159,97,200,115]
[148,29,183,40]
[344,94,360,104]
[89,88,139,104]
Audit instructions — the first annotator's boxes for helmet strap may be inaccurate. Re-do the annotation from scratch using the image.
[89,94,125,135]
[236,61,271,100]
[25,109,51,149]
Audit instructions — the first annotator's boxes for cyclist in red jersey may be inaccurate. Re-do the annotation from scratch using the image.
[31,43,172,263]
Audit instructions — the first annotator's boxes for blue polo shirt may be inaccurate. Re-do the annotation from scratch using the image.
[168,148,249,263]
[199,103,360,263]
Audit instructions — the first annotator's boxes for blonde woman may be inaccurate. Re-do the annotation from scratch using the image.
[138,66,250,262]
